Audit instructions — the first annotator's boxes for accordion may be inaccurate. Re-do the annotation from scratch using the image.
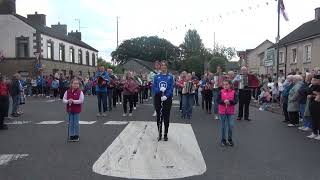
[183,81,194,94]
[97,76,107,88]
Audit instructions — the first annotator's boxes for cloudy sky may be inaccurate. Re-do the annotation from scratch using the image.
[16,0,320,61]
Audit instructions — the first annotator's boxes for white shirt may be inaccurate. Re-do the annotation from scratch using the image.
[63,90,84,104]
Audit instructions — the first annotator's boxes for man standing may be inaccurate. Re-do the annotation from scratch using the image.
[191,72,200,106]
[233,66,258,121]
[152,62,174,141]
[212,66,224,120]
[107,69,116,111]
[94,65,110,117]
[148,61,161,117]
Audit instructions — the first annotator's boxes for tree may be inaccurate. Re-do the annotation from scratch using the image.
[111,36,180,64]
[181,29,204,58]
[97,57,123,74]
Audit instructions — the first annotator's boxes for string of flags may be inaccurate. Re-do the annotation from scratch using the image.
[157,0,276,35]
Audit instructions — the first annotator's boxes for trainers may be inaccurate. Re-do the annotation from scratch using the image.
[287,124,296,127]
[133,107,137,110]
[307,133,317,139]
[158,134,162,141]
[122,113,127,117]
[302,127,311,131]
[96,113,102,117]
[119,102,122,105]
[298,126,305,130]
[164,134,168,141]
[227,139,234,146]
[73,136,80,142]
[152,111,157,117]
[259,107,263,111]
[129,113,133,117]
[214,115,219,120]
[315,135,320,140]
[102,113,107,117]
[116,102,119,105]
[221,139,228,146]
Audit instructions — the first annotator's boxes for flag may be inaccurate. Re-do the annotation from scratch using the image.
[280,0,289,21]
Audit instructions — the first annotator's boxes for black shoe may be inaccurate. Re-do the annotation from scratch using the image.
[245,118,251,121]
[236,117,242,121]
[158,134,162,141]
[227,139,234,147]
[11,113,20,117]
[74,135,79,142]
[164,134,168,141]
[221,139,228,146]
[0,125,8,130]
[68,136,75,142]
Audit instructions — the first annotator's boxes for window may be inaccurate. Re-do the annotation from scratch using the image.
[86,51,89,65]
[69,47,74,63]
[259,53,264,66]
[47,41,54,60]
[78,49,83,64]
[92,53,96,66]
[16,37,29,58]
[59,44,65,61]
[292,48,297,63]
[304,45,311,62]
[279,52,284,64]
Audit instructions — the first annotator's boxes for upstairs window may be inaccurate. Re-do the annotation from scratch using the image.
[69,47,74,63]
[279,52,284,64]
[304,45,311,62]
[78,49,83,64]
[86,51,89,65]
[16,37,29,58]
[47,41,54,60]
[292,48,297,63]
[59,44,65,61]
[92,53,96,66]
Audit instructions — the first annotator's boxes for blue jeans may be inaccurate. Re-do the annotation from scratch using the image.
[182,94,194,118]
[68,113,80,137]
[220,115,234,141]
[11,95,19,114]
[97,92,107,113]
[300,104,312,128]
[212,89,219,114]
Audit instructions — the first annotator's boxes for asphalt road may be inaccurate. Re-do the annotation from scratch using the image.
[1,95,320,180]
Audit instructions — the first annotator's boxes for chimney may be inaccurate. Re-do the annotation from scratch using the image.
[315,7,320,21]
[68,30,82,41]
[0,0,16,14]
[27,12,46,26]
[51,22,68,35]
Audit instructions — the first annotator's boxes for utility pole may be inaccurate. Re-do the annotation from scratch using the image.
[75,19,80,31]
[116,16,119,48]
[276,0,281,79]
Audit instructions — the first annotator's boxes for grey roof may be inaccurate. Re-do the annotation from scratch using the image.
[14,14,98,52]
[122,58,156,73]
[278,19,320,46]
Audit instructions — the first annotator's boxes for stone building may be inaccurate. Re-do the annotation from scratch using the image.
[0,0,98,78]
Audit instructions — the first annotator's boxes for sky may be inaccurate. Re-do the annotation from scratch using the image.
[16,0,320,62]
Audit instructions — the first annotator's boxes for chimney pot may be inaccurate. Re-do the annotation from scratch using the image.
[315,7,320,21]
[35,11,38,14]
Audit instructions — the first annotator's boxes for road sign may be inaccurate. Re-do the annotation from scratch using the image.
[264,48,275,67]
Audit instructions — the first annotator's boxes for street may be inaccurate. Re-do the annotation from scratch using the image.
[1,96,320,180]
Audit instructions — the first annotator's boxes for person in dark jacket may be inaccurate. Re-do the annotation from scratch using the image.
[10,73,21,117]
[0,75,10,130]
[281,75,294,123]
[298,74,312,131]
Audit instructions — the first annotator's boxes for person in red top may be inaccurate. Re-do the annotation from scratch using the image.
[0,75,10,130]
[63,79,84,142]
[122,72,139,117]
[176,71,187,111]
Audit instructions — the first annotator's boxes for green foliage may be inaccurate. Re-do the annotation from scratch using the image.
[111,36,180,64]
[98,57,124,74]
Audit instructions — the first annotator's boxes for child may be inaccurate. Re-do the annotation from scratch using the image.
[259,87,272,111]
[122,72,139,117]
[63,79,84,142]
[217,80,238,146]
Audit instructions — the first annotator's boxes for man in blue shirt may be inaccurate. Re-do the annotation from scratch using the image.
[152,61,174,141]
[93,65,110,117]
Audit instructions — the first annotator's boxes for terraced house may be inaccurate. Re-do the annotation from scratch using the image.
[0,0,98,77]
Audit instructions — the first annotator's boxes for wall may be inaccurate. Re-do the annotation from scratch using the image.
[0,15,36,58]
[246,41,274,74]
[41,34,98,66]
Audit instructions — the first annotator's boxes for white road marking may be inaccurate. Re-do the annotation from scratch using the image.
[5,121,32,125]
[141,104,180,108]
[93,121,207,179]
[104,121,129,125]
[79,121,97,125]
[0,154,29,166]
[36,121,64,124]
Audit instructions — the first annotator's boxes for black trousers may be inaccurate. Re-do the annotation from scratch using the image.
[282,103,290,122]
[107,89,113,110]
[288,111,299,125]
[123,95,134,113]
[179,91,182,111]
[155,93,172,135]
[238,89,251,119]
[112,89,117,107]
[310,101,320,134]
[204,94,212,112]
[53,89,58,98]
[97,92,107,113]
[0,96,9,128]
[139,87,144,103]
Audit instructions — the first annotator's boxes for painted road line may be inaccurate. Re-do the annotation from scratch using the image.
[141,104,180,108]
[36,121,64,125]
[93,121,207,179]
[5,121,32,125]
[104,121,129,125]
[79,121,97,125]
[0,154,29,166]
[172,100,180,105]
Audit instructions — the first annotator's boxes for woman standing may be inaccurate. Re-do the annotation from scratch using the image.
[0,76,10,130]
[122,72,139,117]
[152,62,174,141]
[202,73,214,114]
[10,73,21,117]
[181,73,196,119]
[287,75,304,127]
